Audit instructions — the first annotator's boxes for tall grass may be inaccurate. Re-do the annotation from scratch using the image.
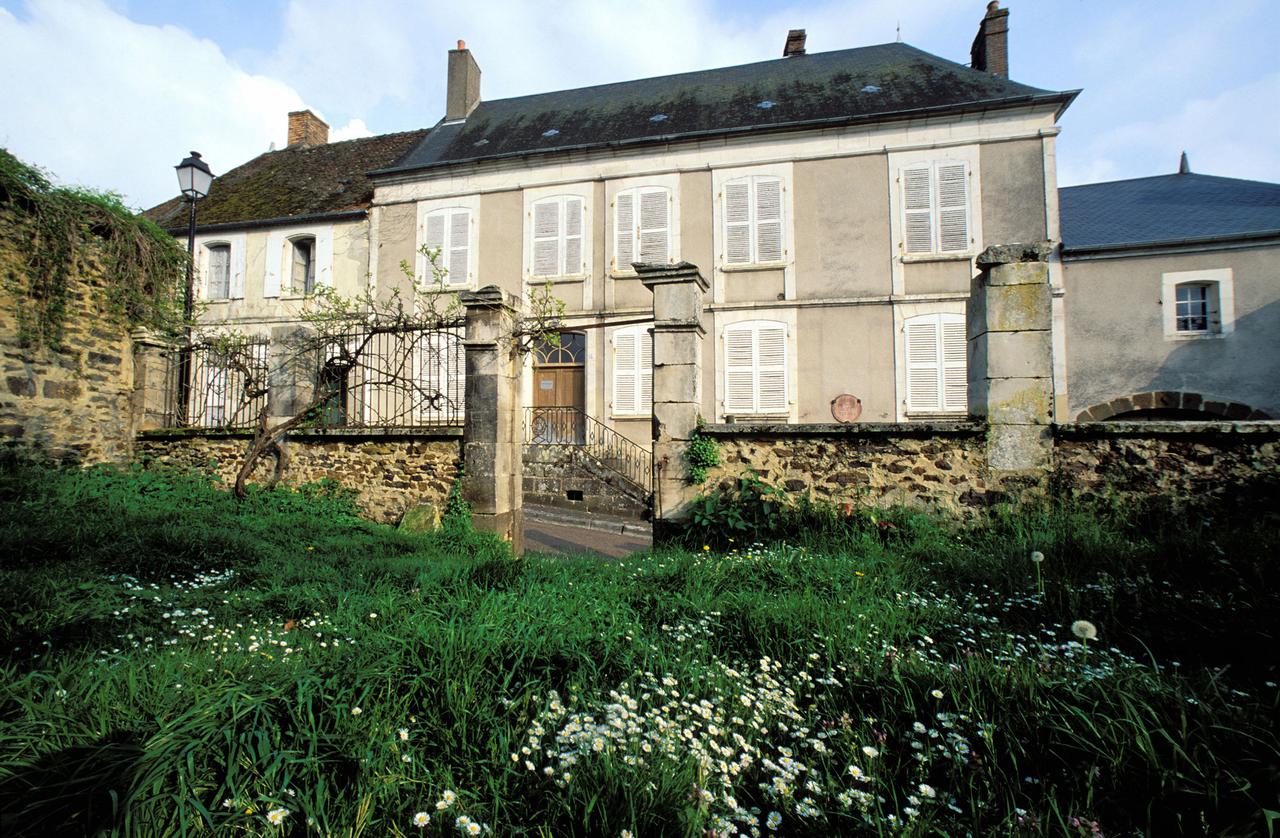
[0,461,1276,836]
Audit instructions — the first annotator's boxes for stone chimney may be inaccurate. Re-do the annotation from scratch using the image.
[447,40,481,121]
[287,110,329,147]
[783,29,807,57]
[970,1,1009,78]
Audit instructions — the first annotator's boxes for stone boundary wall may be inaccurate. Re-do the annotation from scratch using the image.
[1054,421,1280,504]
[135,428,463,524]
[523,444,650,519]
[1,210,137,463]
[701,422,993,513]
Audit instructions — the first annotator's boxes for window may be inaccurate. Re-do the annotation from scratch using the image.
[534,332,586,365]
[422,207,473,286]
[1161,268,1233,339]
[414,331,466,422]
[723,320,787,415]
[903,313,966,414]
[614,186,672,271]
[722,176,784,265]
[611,325,652,415]
[290,236,316,295]
[531,196,585,278]
[205,243,231,300]
[901,161,971,255]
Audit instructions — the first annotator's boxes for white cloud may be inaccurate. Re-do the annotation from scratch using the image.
[0,0,306,209]
[330,118,375,143]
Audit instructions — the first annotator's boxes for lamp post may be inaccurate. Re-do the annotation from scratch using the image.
[174,151,214,424]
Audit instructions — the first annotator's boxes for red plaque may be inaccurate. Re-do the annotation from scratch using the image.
[831,394,862,423]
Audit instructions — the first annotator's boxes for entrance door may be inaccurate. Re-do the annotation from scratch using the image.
[531,333,586,443]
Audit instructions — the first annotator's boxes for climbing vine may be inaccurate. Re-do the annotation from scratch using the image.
[685,420,721,484]
[0,148,187,348]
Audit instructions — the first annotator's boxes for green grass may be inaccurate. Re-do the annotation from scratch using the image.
[0,462,1277,836]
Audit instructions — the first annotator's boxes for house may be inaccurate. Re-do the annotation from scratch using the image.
[1059,159,1280,420]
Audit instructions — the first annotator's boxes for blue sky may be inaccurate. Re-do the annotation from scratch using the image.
[2,0,1277,209]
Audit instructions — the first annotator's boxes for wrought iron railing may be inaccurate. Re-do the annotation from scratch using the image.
[525,406,653,493]
[162,339,270,430]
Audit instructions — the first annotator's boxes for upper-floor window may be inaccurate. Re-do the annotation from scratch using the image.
[903,312,966,414]
[901,161,972,255]
[724,320,788,415]
[614,186,673,271]
[531,195,585,278]
[290,236,316,295]
[1161,268,1234,339]
[204,243,231,300]
[611,325,652,416]
[422,207,473,286]
[722,175,784,266]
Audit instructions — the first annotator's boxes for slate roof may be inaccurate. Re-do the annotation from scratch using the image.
[1060,172,1280,253]
[379,42,1075,176]
[145,129,430,231]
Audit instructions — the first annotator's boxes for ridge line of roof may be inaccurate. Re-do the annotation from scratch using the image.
[1060,171,1280,191]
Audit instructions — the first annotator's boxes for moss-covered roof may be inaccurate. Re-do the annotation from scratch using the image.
[144,129,430,230]
[382,42,1075,175]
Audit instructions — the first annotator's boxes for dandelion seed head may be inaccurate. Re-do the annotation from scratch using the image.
[1071,620,1098,640]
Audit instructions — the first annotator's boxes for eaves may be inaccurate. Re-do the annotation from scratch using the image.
[163,208,368,237]
[1061,229,1280,262]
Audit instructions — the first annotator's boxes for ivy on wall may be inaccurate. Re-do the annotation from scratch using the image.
[0,148,187,348]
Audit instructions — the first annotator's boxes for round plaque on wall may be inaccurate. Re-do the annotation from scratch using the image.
[831,394,863,423]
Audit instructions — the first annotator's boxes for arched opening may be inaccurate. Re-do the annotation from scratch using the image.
[1075,391,1270,422]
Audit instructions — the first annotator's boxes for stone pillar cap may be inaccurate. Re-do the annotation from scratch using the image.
[976,241,1054,269]
[458,285,521,310]
[635,261,709,291]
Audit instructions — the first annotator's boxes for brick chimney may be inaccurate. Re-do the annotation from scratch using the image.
[287,109,329,147]
[446,40,481,121]
[970,1,1010,78]
[783,29,807,57]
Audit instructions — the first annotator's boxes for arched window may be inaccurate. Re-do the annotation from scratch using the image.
[290,236,316,295]
[204,242,231,300]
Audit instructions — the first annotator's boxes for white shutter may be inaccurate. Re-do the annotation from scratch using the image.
[424,211,446,282]
[937,163,970,252]
[638,328,653,411]
[724,180,752,264]
[723,325,756,413]
[229,243,246,298]
[638,187,670,264]
[941,315,967,412]
[448,210,470,285]
[532,199,560,277]
[613,330,637,414]
[905,317,941,412]
[564,197,584,275]
[315,228,334,289]
[756,323,787,413]
[754,178,783,263]
[614,190,635,272]
[903,166,934,254]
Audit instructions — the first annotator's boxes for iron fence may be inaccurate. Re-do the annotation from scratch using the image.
[162,339,270,430]
[525,406,653,492]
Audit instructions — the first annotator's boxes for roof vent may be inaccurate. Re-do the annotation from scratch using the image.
[756,100,777,109]
[861,84,882,93]
[541,128,560,138]
[649,113,669,122]
[1178,150,1191,174]
[783,29,806,57]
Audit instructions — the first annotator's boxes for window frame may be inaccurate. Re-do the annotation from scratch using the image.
[612,184,676,274]
[720,174,787,268]
[203,242,233,301]
[898,159,973,257]
[1161,268,1233,340]
[900,311,968,416]
[528,194,588,280]
[721,319,790,418]
[288,235,317,296]
[415,197,480,290]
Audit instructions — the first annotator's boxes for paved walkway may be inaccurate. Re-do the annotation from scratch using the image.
[523,518,651,558]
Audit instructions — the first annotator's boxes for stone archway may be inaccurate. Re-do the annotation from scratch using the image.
[1075,391,1271,422]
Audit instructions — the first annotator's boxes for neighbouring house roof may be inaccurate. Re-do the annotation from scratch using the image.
[1060,172,1280,254]
[378,42,1076,176]
[145,129,430,231]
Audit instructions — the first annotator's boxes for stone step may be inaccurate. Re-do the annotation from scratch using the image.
[523,504,652,538]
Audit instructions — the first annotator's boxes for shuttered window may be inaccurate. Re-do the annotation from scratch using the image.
[614,187,672,271]
[531,196,586,278]
[205,244,231,300]
[722,176,785,265]
[904,313,967,413]
[612,325,652,415]
[901,161,971,255]
[414,331,466,421]
[422,208,472,286]
[723,320,788,415]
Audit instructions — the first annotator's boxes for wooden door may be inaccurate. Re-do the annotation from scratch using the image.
[533,366,585,442]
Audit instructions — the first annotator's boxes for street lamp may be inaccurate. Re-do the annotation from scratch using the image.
[174,151,214,424]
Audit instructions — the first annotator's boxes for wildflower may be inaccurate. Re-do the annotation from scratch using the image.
[402,754,413,763]
[351,707,362,716]
[437,790,457,810]
[861,745,879,759]
[918,783,936,798]
[767,811,782,830]
[931,689,944,699]
[456,815,471,828]
[703,545,710,552]
[266,807,289,825]
[854,571,865,577]
[466,824,482,837]
[369,612,378,619]
[1030,551,1044,564]
[400,728,410,741]
[622,831,634,838]
[413,812,431,828]
[1071,620,1098,640]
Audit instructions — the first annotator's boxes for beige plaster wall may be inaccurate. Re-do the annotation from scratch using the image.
[724,269,786,303]
[980,138,1047,245]
[795,304,897,422]
[375,203,418,304]
[479,190,523,296]
[680,171,715,276]
[1064,245,1280,417]
[794,155,892,298]
[902,259,973,295]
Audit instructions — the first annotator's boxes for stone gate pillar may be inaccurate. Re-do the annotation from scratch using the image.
[637,262,708,536]
[459,286,524,552]
[131,330,177,430]
[968,242,1055,487]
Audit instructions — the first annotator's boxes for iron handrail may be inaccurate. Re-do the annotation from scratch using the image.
[524,406,652,493]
